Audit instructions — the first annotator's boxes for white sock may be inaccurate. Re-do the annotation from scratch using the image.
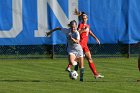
[72,61,77,66]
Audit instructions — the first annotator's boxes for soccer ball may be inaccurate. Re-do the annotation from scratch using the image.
[69,70,78,80]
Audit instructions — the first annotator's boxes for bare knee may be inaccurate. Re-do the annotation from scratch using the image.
[85,52,93,63]
[86,56,92,63]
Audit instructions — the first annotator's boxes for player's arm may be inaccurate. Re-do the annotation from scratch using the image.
[70,37,79,44]
[69,34,79,44]
[78,27,88,34]
[46,27,61,36]
[69,32,80,44]
[78,25,88,34]
[89,30,100,44]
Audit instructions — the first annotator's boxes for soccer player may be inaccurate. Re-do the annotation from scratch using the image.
[46,20,84,81]
[74,9,104,79]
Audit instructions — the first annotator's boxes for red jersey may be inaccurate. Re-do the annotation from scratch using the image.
[78,23,90,47]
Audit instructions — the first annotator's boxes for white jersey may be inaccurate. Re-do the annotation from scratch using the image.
[61,28,83,57]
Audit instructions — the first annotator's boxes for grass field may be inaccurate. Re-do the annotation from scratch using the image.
[0,57,140,93]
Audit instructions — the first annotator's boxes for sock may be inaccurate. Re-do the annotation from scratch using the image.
[89,63,98,75]
[80,68,84,81]
[72,61,77,66]
[67,64,72,68]
[74,63,79,71]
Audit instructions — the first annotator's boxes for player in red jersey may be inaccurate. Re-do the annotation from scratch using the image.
[78,13,104,79]
[73,9,104,79]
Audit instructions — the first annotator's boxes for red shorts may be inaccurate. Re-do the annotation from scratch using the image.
[81,44,90,53]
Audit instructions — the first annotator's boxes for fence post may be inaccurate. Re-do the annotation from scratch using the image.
[127,44,131,58]
[51,45,54,59]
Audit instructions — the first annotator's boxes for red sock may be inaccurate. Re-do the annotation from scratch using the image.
[67,64,72,68]
[89,63,98,75]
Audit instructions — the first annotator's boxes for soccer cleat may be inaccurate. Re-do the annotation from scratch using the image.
[74,64,79,71]
[94,74,104,79]
[65,67,71,72]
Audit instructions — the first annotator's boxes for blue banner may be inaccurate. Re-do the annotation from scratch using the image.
[0,0,140,45]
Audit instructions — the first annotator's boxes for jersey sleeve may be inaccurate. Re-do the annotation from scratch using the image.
[76,31,80,40]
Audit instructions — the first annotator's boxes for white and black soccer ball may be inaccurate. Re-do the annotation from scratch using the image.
[69,70,78,80]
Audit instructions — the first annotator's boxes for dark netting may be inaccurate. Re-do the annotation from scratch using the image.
[54,44,139,58]
[0,44,139,59]
[0,45,52,59]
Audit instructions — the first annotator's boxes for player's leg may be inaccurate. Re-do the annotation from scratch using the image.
[66,54,72,72]
[74,49,84,71]
[78,56,84,82]
[84,47,104,78]
[74,58,79,71]
[66,52,80,72]
[84,46,98,75]
[66,53,77,72]
[69,54,77,66]
[65,64,72,72]
[76,50,84,81]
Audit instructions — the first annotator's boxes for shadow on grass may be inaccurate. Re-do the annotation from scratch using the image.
[85,80,139,83]
[0,79,71,83]
[0,80,42,82]
[0,79,139,83]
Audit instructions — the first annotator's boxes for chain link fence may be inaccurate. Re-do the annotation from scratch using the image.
[0,44,139,59]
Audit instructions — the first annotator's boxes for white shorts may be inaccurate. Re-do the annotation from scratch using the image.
[68,50,83,58]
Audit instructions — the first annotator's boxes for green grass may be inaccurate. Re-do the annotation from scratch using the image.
[0,57,140,93]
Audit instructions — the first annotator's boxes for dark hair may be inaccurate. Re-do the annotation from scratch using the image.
[78,12,88,21]
[81,12,85,14]
[68,20,77,27]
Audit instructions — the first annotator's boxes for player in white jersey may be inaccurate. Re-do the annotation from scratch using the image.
[46,20,84,81]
